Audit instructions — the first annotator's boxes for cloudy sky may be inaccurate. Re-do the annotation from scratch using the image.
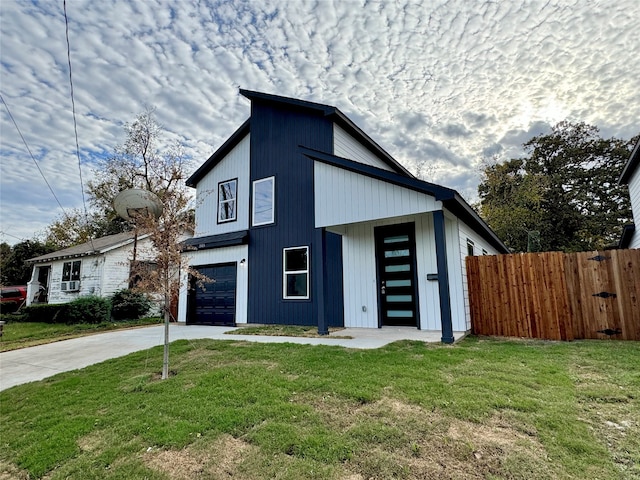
[1,0,638,245]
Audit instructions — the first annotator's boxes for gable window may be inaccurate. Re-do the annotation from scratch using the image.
[283,246,309,299]
[253,176,274,226]
[466,239,475,257]
[218,179,237,223]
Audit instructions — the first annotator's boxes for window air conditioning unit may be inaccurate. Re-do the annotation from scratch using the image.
[61,281,80,292]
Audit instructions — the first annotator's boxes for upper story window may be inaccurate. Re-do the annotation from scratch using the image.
[62,260,81,282]
[283,246,309,299]
[252,176,275,226]
[218,179,237,223]
[466,239,475,257]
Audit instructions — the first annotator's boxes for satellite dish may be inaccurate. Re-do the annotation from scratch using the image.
[113,189,163,221]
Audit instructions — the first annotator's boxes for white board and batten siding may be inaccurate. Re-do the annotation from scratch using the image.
[339,213,442,330]
[194,134,250,237]
[177,244,249,324]
[314,162,441,228]
[446,212,502,331]
[333,124,395,171]
[627,166,640,248]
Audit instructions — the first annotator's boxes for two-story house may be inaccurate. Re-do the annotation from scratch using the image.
[178,90,509,343]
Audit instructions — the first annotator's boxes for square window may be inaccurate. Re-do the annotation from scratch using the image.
[253,177,274,226]
[218,179,237,223]
[283,246,308,299]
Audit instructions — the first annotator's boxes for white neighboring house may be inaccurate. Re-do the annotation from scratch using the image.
[619,136,640,249]
[26,231,156,306]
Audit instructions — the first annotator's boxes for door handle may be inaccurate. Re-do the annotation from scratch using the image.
[381,281,386,295]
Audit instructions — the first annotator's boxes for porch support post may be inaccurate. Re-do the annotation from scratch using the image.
[314,227,329,335]
[433,210,455,344]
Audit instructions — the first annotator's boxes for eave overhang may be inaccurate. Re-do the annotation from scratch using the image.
[302,146,509,253]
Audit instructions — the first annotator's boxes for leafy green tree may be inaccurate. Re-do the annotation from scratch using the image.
[0,239,55,285]
[478,122,635,252]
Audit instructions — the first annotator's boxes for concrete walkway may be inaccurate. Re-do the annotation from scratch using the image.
[0,324,463,391]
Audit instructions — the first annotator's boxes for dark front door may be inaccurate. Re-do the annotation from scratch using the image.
[375,223,419,327]
[188,263,237,326]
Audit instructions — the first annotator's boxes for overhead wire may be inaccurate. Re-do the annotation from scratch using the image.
[63,0,96,252]
[0,93,68,215]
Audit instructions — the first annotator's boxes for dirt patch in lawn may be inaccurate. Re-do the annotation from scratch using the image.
[144,434,256,479]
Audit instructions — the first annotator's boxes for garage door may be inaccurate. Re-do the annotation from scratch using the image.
[187,263,237,326]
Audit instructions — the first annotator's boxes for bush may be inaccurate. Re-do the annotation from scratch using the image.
[65,296,111,324]
[110,289,152,321]
[22,304,69,323]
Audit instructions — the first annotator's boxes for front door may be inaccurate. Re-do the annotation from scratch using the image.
[375,223,419,327]
[187,263,237,326]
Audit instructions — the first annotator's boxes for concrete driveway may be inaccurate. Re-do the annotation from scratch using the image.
[0,324,459,391]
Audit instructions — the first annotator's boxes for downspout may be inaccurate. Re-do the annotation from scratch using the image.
[433,210,455,344]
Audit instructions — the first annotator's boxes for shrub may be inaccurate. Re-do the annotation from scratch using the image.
[110,289,152,321]
[22,304,69,323]
[65,296,111,324]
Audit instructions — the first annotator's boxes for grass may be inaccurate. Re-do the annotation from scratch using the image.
[0,337,638,479]
[226,324,353,338]
[0,317,161,351]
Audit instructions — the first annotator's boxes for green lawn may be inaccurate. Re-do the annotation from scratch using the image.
[0,317,161,352]
[1,337,638,479]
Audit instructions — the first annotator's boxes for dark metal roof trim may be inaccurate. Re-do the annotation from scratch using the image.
[618,224,636,249]
[183,230,249,251]
[303,146,509,253]
[240,89,412,176]
[619,136,640,185]
[186,120,250,187]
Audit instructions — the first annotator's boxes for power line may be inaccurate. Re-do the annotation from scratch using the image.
[63,0,96,252]
[0,94,68,215]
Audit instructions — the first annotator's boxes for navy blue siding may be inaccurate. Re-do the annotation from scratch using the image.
[325,231,344,327]
[248,101,335,326]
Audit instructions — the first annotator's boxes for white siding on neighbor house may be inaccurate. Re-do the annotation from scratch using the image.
[333,124,395,171]
[340,214,442,330]
[454,215,502,331]
[314,161,441,228]
[194,134,250,237]
[178,244,249,324]
[628,167,640,248]
[28,238,156,305]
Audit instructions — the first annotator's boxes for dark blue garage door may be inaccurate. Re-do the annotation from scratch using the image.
[187,263,237,326]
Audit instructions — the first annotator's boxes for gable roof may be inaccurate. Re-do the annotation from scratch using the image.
[619,136,640,184]
[186,89,413,187]
[301,146,509,253]
[27,231,148,264]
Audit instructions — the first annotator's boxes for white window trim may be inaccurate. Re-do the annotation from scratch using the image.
[252,176,275,226]
[283,246,309,300]
[218,178,237,224]
[466,238,475,257]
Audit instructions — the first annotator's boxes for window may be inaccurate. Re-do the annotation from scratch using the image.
[482,249,488,256]
[62,260,81,282]
[466,239,475,257]
[283,246,309,299]
[129,261,158,288]
[218,179,237,223]
[253,177,274,226]
[61,260,81,291]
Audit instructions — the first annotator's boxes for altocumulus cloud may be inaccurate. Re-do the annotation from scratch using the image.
[1,0,638,243]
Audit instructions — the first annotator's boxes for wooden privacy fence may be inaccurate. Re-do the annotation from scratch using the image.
[466,249,640,341]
